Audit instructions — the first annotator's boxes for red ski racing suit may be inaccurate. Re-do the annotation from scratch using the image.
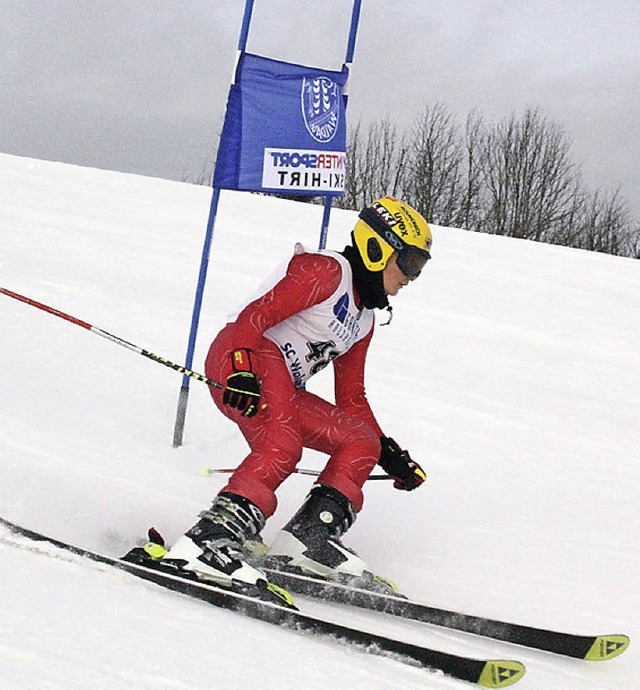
[205,246,383,519]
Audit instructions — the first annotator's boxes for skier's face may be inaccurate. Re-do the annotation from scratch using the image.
[383,253,412,296]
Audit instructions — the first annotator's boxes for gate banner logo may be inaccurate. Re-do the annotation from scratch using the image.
[301,77,341,143]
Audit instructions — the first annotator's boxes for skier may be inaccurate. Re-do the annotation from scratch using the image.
[165,196,432,599]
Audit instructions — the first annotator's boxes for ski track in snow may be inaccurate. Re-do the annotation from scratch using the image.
[1,153,638,689]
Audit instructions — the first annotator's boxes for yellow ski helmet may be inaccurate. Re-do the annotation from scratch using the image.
[353,197,432,278]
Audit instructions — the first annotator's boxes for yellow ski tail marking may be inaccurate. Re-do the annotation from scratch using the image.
[584,634,630,661]
[267,582,295,608]
[477,660,526,688]
[372,574,402,594]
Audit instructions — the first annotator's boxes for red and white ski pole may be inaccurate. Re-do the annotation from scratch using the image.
[0,287,224,390]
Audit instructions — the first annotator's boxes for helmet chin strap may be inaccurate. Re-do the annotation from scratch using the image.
[380,305,393,326]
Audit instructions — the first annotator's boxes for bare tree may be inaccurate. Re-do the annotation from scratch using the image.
[625,224,640,259]
[545,177,587,247]
[477,108,579,240]
[456,110,485,231]
[572,188,633,255]
[404,103,463,225]
[336,119,408,210]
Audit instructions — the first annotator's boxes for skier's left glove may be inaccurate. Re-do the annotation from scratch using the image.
[223,349,261,417]
[378,436,426,491]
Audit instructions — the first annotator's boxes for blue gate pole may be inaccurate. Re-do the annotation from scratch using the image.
[317,0,362,251]
[172,187,220,447]
[345,0,362,66]
[172,0,256,448]
[318,197,332,250]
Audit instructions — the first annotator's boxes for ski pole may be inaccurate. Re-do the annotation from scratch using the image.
[202,465,393,481]
[0,287,224,390]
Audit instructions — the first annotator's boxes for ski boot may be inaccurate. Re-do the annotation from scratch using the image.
[128,493,295,608]
[267,485,399,595]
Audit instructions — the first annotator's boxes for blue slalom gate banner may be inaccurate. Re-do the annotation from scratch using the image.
[213,52,349,196]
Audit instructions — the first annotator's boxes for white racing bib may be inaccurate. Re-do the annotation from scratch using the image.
[264,246,374,387]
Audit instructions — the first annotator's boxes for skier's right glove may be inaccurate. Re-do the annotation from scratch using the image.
[378,436,426,491]
[223,349,262,417]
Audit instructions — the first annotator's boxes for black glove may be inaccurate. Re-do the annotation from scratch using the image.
[378,436,426,491]
[223,349,261,417]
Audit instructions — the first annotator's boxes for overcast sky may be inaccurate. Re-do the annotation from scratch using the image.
[2,1,639,218]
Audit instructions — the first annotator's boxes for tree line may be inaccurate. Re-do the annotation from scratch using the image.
[334,105,639,259]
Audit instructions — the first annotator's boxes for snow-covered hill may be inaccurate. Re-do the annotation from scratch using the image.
[1,153,638,689]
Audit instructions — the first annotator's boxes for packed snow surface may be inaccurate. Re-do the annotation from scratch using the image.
[1,153,638,689]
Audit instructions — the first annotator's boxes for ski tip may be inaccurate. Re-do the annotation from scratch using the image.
[584,634,630,661]
[477,660,525,688]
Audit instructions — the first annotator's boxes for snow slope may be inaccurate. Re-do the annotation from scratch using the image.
[1,152,638,689]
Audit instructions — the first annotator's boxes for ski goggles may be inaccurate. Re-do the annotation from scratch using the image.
[359,207,431,279]
[395,244,431,279]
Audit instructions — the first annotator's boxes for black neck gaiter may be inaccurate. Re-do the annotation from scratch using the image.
[340,244,389,311]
